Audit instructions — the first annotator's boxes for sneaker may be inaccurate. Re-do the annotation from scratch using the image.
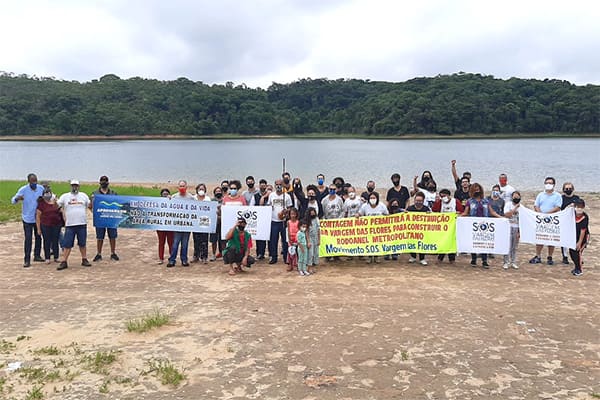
[383,255,390,261]
[202,258,208,264]
[110,253,119,261]
[268,258,277,265]
[470,260,477,267]
[23,261,31,268]
[209,255,216,262]
[304,271,311,276]
[367,257,373,264]
[191,256,199,263]
[546,257,554,266]
[391,255,398,261]
[257,255,265,260]
[408,257,417,263]
[529,255,541,264]
[573,270,583,277]
[482,261,490,269]
[182,262,190,267]
[33,256,45,262]
[157,259,164,265]
[420,259,428,266]
[511,263,519,269]
[81,259,92,267]
[57,261,68,271]
[502,263,510,270]
[166,262,175,268]
[93,254,102,262]
[562,256,569,265]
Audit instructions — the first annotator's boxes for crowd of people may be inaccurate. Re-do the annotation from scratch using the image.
[11,161,590,277]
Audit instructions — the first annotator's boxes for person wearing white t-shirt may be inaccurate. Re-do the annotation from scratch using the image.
[503,191,521,270]
[499,173,516,205]
[359,191,389,264]
[56,180,91,270]
[266,179,293,264]
[343,186,363,217]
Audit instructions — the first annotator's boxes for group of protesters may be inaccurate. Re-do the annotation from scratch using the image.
[11,161,590,277]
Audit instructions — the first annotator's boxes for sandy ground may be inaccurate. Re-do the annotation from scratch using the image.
[1,192,599,400]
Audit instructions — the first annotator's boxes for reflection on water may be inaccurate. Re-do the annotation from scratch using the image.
[0,138,598,191]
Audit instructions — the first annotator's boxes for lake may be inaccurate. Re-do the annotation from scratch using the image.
[1,138,598,191]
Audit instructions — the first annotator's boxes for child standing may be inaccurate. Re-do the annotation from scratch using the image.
[306,208,320,273]
[297,220,309,276]
[286,208,300,272]
[570,199,589,277]
[503,191,521,269]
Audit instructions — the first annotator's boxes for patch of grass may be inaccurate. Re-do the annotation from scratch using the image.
[16,335,31,342]
[0,339,16,354]
[145,359,186,387]
[66,342,83,356]
[401,350,409,361]
[0,376,6,393]
[99,379,110,394]
[126,310,170,333]
[19,366,48,382]
[81,350,118,375]
[33,346,62,356]
[25,385,44,400]
[591,393,600,399]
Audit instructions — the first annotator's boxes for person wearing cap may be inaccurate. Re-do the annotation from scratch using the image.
[56,180,92,270]
[90,176,119,262]
[11,173,45,267]
[223,216,254,275]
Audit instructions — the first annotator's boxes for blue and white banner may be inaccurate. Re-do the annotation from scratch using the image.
[93,194,218,233]
[519,206,576,249]
[220,206,272,241]
[456,217,510,254]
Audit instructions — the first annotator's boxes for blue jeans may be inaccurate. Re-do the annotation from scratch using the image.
[23,221,42,262]
[41,225,61,261]
[169,232,190,264]
[269,221,288,262]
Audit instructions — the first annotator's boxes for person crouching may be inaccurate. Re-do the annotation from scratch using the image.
[223,216,255,275]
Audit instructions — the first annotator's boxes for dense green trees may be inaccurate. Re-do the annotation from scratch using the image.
[0,72,598,136]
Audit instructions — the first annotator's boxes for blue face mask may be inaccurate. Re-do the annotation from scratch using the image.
[229,189,238,196]
[329,189,336,195]
[29,183,37,190]
[318,179,324,185]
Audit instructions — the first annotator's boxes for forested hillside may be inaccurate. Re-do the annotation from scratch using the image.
[0,72,598,136]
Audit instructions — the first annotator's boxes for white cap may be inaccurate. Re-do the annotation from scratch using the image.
[70,179,80,185]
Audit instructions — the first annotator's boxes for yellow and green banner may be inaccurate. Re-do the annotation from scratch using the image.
[319,213,457,257]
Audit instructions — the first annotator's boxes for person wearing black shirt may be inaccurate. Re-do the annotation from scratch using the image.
[386,173,410,209]
[560,182,580,264]
[406,192,431,265]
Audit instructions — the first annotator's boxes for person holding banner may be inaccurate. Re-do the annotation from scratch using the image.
[192,183,211,264]
[359,191,389,264]
[570,198,589,277]
[503,191,522,269]
[432,189,464,263]
[406,192,431,266]
[461,183,501,268]
[167,180,195,268]
[560,182,580,264]
[91,176,119,262]
[267,179,293,265]
[156,188,174,265]
[223,216,254,275]
[529,177,563,266]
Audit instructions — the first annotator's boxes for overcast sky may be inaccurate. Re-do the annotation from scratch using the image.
[1,0,599,88]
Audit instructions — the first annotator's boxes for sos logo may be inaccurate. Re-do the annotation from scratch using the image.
[472,222,495,232]
[237,210,258,221]
[535,215,559,225]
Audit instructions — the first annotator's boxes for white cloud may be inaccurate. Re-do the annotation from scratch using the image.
[0,0,599,87]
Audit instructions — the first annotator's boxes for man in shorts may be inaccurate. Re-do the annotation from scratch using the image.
[90,175,119,262]
[57,180,91,270]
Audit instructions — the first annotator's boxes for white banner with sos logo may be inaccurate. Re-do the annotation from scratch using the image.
[519,207,576,249]
[456,217,510,254]
[221,206,272,241]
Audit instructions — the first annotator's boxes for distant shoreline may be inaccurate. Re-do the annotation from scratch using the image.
[1,133,600,142]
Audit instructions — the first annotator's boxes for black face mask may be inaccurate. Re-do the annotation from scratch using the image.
[283,178,290,184]
[392,180,400,186]
[308,195,316,201]
[564,189,573,195]
[513,198,521,204]
[221,187,228,193]
[100,182,109,189]
[215,193,223,199]
[247,183,254,188]
[237,224,246,231]
[474,191,481,197]
[335,183,343,189]
[367,187,374,193]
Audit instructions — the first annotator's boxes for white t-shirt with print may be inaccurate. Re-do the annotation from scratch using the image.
[58,192,90,226]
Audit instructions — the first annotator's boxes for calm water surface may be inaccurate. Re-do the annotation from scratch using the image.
[1,138,598,191]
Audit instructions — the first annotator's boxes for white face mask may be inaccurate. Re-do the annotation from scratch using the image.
[369,199,377,205]
[442,196,451,203]
[300,227,306,232]
[545,183,554,191]
[197,190,205,197]
[348,192,356,199]
[575,208,584,215]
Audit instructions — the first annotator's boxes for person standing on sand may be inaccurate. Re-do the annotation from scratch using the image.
[529,177,562,266]
[209,186,226,261]
[242,176,259,206]
[167,180,195,268]
[296,220,310,276]
[406,192,431,266]
[56,180,91,270]
[560,182,580,265]
[503,191,522,270]
[11,172,44,267]
[386,173,410,210]
[90,175,119,263]
[361,180,376,202]
[266,179,293,265]
[36,187,63,264]
[316,174,328,201]
[156,188,174,265]
[454,176,471,208]
[498,173,515,205]
[222,180,247,206]
[306,208,320,274]
[192,183,211,264]
[451,160,472,191]
[431,188,464,264]
[358,191,389,264]
[570,198,589,277]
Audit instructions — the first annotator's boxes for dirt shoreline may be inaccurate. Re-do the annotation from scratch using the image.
[0,192,598,399]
